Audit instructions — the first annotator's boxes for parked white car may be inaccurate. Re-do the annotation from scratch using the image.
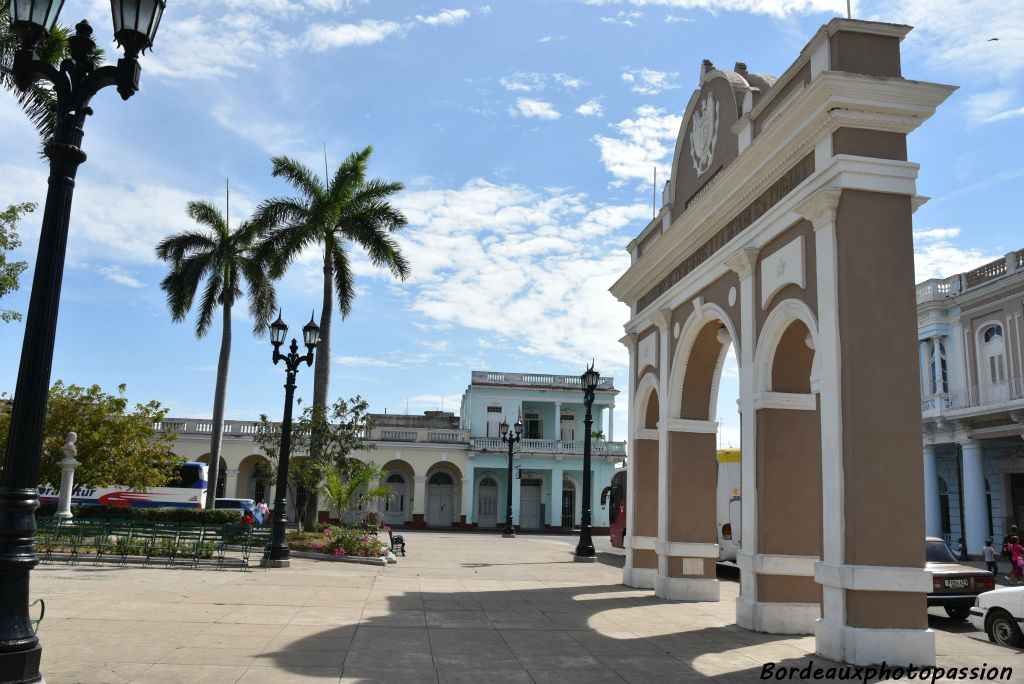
[968,586,1024,648]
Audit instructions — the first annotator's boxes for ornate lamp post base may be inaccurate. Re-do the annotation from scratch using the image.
[502,531,516,538]
[260,558,291,568]
[573,554,597,563]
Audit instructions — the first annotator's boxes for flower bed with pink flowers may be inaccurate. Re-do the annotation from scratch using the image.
[289,525,390,559]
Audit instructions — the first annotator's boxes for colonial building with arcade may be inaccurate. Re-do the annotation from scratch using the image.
[917,249,1024,552]
[610,18,953,666]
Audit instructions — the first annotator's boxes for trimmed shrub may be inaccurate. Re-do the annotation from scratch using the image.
[74,506,242,524]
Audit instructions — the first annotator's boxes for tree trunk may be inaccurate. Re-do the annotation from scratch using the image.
[304,247,334,529]
[205,298,232,509]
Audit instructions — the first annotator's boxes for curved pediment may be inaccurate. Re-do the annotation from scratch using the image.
[669,61,776,216]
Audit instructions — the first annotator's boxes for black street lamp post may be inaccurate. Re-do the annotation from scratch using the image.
[499,418,522,538]
[263,312,319,568]
[1,3,164,681]
[574,362,600,562]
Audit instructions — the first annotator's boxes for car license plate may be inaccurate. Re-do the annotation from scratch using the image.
[944,578,969,589]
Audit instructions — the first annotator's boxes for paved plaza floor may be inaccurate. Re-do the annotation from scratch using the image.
[34,531,1022,683]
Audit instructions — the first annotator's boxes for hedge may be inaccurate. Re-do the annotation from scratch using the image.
[72,506,243,524]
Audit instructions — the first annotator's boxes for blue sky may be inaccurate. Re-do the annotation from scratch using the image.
[1,0,1021,447]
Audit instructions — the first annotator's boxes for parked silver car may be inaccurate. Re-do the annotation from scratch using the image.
[969,586,1024,647]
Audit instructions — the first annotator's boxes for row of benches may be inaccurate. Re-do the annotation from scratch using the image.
[36,518,271,570]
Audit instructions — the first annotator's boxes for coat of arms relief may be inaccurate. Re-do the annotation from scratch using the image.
[689,92,719,176]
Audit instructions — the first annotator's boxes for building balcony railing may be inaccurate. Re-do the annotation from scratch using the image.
[470,437,626,457]
[374,430,467,444]
[915,274,961,304]
[921,376,1024,413]
[152,419,261,435]
[472,370,615,391]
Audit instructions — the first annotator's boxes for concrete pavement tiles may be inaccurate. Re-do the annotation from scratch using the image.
[31,531,1022,683]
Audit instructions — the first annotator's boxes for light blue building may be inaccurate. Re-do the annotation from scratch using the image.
[459,371,625,531]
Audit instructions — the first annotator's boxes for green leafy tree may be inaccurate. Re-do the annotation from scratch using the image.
[156,200,277,508]
[0,202,33,322]
[0,381,179,489]
[255,148,409,473]
[252,396,376,530]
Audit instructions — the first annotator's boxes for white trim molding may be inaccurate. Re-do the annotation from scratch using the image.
[737,597,819,635]
[624,567,656,589]
[664,418,719,434]
[625,535,657,551]
[634,428,658,441]
[814,562,933,593]
[655,576,720,602]
[738,551,818,576]
[752,392,817,411]
[753,297,821,395]
[656,541,720,558]
[815,620,935,667]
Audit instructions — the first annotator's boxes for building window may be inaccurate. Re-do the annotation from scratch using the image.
[486,406,502,437]
[929,339,948,394]
[983,326,1006,385]
[524,410,542,439]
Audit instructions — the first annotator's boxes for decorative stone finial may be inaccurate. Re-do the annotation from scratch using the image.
[734,62,748,74]
[701,59,715,77]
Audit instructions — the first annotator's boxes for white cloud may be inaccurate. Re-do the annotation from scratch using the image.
[576,98,605,117]
[99,265,145,288]
[593,105,681,181]
[583,0,842,19]
[601,10,643,25]
[210,102,307,156]
[146,14,290,80]
[510,98,562,120]
[964,89,1024,126]
[416,8,471,26]
[334,356,399,367]
[912,227,1001,283]
[621,68,680,95]
[537,34,566,42]
[306,19,404,50]
[392,179,649,369]
[553,73,585,89]
[664,13,693,21]
[500,73,546,92]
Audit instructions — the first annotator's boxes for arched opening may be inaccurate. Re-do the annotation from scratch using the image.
[629,377,661,586]
[740,312,822,633]
[561,477,577,528]
[979,324,1007,403]
[425,464,462,527]
[380,459,414,526]
[236,454,273,504]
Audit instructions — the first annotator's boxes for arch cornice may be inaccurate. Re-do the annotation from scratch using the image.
[754,298,820,395]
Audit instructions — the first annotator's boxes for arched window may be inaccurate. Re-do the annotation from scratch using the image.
[929,339,948,394]
[429,472,454,486]
[982,325,1006,387]
[480,476,497,487]
[387,473,405,484]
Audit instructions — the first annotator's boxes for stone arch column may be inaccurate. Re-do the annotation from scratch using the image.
[625,371,660,589]
[738,305,823,634]
[656,309,737,601]
[799,187,934,665]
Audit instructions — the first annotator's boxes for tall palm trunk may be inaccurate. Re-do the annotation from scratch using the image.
[205,297,232,509]
[303,249,334,528]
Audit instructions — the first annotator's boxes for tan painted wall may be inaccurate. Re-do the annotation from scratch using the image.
[680,324,725,420]
[846,591,927,629]
[771,320,814,394]
[668,431,718,543]
[830,31,902,78]
[634,439,659,538]
[836,190,923,567]
[633,549,658,569]
[832,128,907,161]
[756,408,822,556]
[756,220,818,337]
[644,391,661,430]
[758,575,822,605]
[753,63,810,139]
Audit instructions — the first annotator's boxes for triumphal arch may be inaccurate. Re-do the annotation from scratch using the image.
[611,19,955,666]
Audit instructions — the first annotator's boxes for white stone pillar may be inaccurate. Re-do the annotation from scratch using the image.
[608,406,614,442]
[54,432,80,520]
[511,471,521,526]
[919,341,930,396]
[620,332,639,585]
[554,402,562,443]
[922,444,941,537]
[960,441,988,556]
[412,475,427,517]
[551,465,563,527]
[460,479,471,528]
[725,247,759,624]
[654,309,672,588]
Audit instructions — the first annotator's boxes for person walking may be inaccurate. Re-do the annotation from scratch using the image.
[1006,536,1024,586]
[982,539,998,578]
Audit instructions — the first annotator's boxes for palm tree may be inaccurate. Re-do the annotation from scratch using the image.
[1,0,100,143]
[156,199,277,508]
[320,461,391,523]
[256,146,409,442]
